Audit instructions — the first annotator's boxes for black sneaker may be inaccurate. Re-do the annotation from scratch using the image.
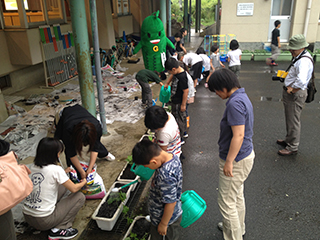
[48,228,78,240]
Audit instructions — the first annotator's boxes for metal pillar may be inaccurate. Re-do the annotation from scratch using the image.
[216,0,220,35]
[195,0,198,33]
[70,0,96,117]
[184,0,188,42]
[189,0,191,42]
[198,0,201,32]
[89,0,107,134]
[160,0,167,34]
[168,0,171,36]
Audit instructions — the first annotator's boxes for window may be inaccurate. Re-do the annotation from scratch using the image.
[117,0,130,16]
[0,0,65,28]
[0,75,11,90]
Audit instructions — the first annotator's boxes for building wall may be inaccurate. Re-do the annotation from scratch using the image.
[221,0,320,46]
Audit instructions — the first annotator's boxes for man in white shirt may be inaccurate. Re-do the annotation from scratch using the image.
[277,34,313,156]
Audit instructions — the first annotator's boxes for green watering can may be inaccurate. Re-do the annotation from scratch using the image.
[180,190,207,228]
[159,85,171,107]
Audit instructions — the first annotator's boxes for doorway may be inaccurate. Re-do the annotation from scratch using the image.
[267,0,294,42]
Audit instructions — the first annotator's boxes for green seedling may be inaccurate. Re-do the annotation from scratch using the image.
[126,155,133,165]
[107,191,127,205]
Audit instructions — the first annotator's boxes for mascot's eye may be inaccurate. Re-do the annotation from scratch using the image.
[147,33,151,38]
[158,31,161,36]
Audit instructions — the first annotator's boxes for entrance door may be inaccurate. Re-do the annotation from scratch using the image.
[267,0,294,42]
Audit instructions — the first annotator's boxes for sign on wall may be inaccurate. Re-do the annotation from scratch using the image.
[237,3,254,16]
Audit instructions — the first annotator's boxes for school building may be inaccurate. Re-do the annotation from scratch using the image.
[220,0,320,51]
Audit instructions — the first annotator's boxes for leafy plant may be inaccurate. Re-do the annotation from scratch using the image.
[125,232,149,240]
[126,155,133,165]
[122,205,134,225]
[107,191,127,205]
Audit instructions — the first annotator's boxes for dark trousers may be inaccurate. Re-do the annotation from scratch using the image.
[150,215,182,240]
[171,103,187,136]
[0,210,16,240]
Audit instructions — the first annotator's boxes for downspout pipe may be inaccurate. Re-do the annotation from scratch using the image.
[89,0,108,134]
[303,0,312,37]
[70,0,96,116]
[160,0,167,34]
[168,0,171,36]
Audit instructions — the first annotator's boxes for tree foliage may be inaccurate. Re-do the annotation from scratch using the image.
[171,0,218,27]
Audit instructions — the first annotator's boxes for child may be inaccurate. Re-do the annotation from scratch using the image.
[132,139,183,239]
[227,39,242,78]
[164,58,189,144]
[196,47,211,83]
[145,106,182,158]
[167,32,183,56]
[136,69,165,108]
[267,20,281,66]
[177,52,203,87]
[23,137,87,240]
[205,45,225,87]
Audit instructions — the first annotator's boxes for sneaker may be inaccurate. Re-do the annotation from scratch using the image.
[48,228,78,240]
[181,139,185,145]
[204,83,208,88]
[270,62,278,66]
[217,222,223,231]
[105,152,115,161]
[183,132,189,138]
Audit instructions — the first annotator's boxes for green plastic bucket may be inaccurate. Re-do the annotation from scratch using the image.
[130,163,155,181]
[159,85,171,105]
[180,190,207,228]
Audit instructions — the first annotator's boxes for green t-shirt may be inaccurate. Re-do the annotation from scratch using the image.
[136,69,161,84]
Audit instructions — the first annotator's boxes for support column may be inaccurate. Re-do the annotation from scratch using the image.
[70,0,96,116]
[168,0,171,36]
[160,0,167,34]
[195,0,198,33]
[184,0,188,42]
[89,0,107,134]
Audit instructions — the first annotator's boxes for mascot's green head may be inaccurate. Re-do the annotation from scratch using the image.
[140,10,166,52]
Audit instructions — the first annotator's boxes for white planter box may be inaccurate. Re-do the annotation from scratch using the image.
[117,162,139,191]
[92,181,134,231]
[122,216,151,240]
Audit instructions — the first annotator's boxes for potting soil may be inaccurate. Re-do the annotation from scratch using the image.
[128,218,151,240]
[96,183,129,218]
[119,164,137,180]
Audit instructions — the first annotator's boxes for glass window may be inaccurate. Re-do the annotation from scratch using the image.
[271,0,292,16]
[26,0,45,23]
[2,0,21,27]
[117,0,130,16]
[46,0,63,21]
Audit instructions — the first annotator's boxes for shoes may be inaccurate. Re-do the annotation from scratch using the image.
[278,149,298,156]
[217,222,223,231]
[181,139,185,145]
[204,83,208,88]
[183,132,188,138]
[270,62,278,66]
[105,152,116,161]
[276,139,287,147]
[48,228,78,240]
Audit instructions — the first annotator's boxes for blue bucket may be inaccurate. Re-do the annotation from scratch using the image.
[180,190,207,228]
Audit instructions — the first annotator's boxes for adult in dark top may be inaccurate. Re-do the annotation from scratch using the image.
[268,20,281,66]
[208,69,254,240]
[164,58,189,141]
[54,104,115,180]
[167,32,182,56]
[136,69,165,108]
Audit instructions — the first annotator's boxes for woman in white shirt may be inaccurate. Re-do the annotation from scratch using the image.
[23,137,87,240]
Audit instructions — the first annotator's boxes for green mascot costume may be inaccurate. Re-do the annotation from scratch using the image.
[133,11,175,72]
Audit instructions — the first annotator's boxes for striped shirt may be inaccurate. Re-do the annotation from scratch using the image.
[156,112,182,158]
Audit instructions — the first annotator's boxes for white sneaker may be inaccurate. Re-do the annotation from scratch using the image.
[217,222,223,231]
[106,152,115,161]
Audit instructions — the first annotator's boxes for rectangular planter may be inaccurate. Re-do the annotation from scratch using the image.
[241,53,252,61]
[92,181,134,231]
[253,53,271,61]
[122,216,151,240]
[314,54,320,64]
[276,53,292,61]
[117,162,139,191]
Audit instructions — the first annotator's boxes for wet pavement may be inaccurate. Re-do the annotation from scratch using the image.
[180,60,320,239]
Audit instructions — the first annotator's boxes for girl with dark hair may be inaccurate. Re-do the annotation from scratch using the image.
[23,137,86,240]
[205,45,225,88]
[208,69,255,240]
[54,104,115,181]
[227,39,242,77]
